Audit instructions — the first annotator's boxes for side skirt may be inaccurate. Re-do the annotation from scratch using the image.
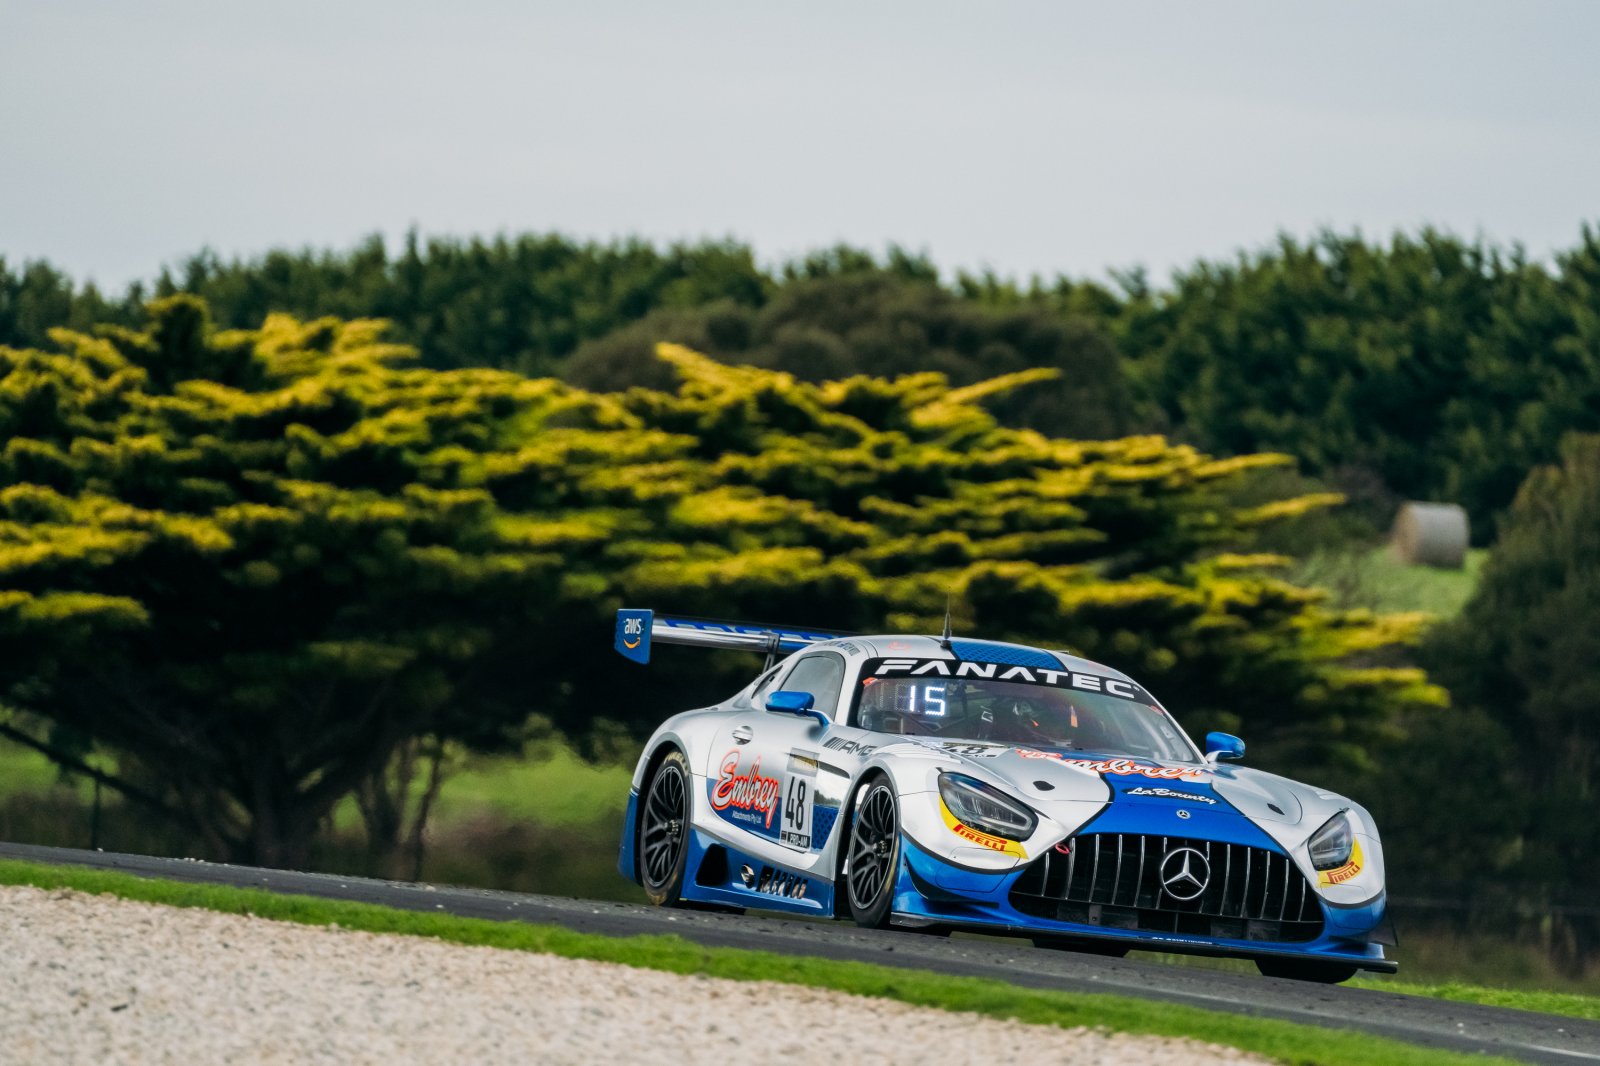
[679,829,836,917]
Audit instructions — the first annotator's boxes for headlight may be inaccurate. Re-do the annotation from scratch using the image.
[1308,810,1355,870]
[938,773,1037,841]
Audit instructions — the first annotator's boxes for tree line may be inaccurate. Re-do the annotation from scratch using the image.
[6,225,1599,534]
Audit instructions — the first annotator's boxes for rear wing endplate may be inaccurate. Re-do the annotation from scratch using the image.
[614,608,839,668]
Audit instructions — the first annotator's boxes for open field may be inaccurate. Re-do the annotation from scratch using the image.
[0,737,633,823]
[0,736,643,904]
[1293,547,1487,617]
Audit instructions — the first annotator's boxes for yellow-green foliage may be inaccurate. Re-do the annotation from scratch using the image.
[0,297,1439,862]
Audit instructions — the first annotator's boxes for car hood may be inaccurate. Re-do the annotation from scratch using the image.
[922,742,1318,830]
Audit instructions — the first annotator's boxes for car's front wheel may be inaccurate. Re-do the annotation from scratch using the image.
[1255,957,1359,984]
[843,775,900,927]
[639,749,691,907]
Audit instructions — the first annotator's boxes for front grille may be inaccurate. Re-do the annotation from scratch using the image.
[1010,833,1324,943]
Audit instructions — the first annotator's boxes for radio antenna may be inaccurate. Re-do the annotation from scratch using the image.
[939,597,954,650]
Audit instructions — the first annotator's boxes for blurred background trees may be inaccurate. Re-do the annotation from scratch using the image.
[1412,437,1600,898]
[0,297,585,867]
[10,225,1599,539]
[1119,230,1600,540]
[562,273,1138,440]
[1,298,1438,869]
[1356,435,1600,972]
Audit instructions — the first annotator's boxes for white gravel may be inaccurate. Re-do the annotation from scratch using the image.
[0,885,1267,1065]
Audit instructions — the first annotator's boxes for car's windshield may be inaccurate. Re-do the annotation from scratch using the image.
[850,657,1198,763]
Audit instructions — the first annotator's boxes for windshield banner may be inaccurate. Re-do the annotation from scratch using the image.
[865,657,1153,704]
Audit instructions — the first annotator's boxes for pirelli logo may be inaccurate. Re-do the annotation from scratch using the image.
[869,658,1151,703]
[938,798,1027,859]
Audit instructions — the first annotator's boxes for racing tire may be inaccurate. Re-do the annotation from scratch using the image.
[1032,936,1130,958]
[1254,957,1359,984]
[843,775,900,928]
[639,749,692,907]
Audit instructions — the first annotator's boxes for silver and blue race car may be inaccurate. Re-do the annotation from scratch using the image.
[614,609,1396,982]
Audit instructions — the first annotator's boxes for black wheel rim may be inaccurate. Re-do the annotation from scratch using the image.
[847,783,897,911]
[641,763,687,890]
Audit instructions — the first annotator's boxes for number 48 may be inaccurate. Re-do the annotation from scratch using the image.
[785,777,807,829]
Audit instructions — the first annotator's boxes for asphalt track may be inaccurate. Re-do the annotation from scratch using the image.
[3,842,1596,1064]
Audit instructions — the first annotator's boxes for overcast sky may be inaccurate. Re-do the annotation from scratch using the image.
[3,1,1597,291]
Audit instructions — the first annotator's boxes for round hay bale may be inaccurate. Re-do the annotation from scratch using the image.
[1390,502,1469,568]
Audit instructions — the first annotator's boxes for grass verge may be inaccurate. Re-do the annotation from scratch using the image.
[0,858,1515,1066]
[1350,977,1600,1023]
[1136,949,1600,1022]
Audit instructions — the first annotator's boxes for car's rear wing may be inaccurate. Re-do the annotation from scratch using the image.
[614,608,841,668]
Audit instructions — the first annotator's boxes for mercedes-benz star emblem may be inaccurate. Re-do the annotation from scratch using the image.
[1159,847,1211,901]
[1175,809,1191,819]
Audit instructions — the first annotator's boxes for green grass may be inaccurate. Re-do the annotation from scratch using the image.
[1129,948,1600,1018]
[0,859,1517,1066]
[319,741,632,835]
[1356,547,1487,616]
[431,743,634,825]
[0,731,636,829]
[0,740,98,803]
[1293,547,1487,618]
[1350,977,1600,1023]
[0,732,644,901]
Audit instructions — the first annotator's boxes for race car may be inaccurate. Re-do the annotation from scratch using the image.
[613,609,1396,982]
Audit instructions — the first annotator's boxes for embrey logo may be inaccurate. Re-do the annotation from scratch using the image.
[1159,847,1210,900]
[710,751,781,828]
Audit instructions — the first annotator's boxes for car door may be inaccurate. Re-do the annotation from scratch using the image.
[706,651,846,857]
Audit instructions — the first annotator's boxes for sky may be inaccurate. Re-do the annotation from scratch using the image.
[3,1,1598,292]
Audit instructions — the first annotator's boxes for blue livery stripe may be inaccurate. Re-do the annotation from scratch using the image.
[947,639,1063,669]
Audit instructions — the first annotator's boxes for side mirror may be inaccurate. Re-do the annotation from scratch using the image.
[1205,731,1246,763]
[766,690,828,730]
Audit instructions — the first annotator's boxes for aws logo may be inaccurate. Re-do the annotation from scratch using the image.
[622,615,644,650]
